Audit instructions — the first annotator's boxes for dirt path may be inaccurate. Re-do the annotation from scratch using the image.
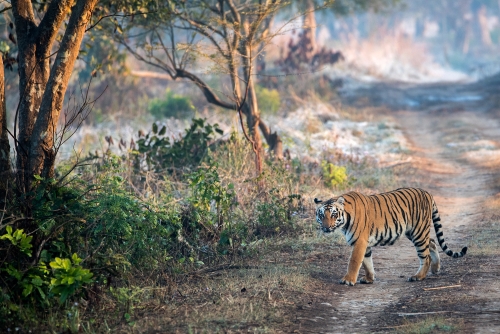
[294,97,500,333]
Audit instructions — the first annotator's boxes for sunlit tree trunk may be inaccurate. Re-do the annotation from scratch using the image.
[29,0,98,179]
[13,0,98,196]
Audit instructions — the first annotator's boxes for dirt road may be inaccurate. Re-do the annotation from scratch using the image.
[294,84,500,333]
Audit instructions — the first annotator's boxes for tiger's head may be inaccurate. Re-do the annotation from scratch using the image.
[314,197,346,233]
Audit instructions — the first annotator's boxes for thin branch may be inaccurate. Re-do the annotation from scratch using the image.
[85,11,154,32]
[0,5,11,14]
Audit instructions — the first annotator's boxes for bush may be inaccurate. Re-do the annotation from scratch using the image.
[134,118,223,173]
[0,160,184,328]
[321,160,349,189]
[256,85,280,115]
[148,89,196,119]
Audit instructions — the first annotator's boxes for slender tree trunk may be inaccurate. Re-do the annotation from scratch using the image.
[303,0,317,61]
[478,5,492,47]
[0,55,10,201]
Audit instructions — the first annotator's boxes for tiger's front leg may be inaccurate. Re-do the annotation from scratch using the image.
[340,242,368,286]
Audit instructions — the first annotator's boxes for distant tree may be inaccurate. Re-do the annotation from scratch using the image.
[275,0,399,73]
[111,1,306,172]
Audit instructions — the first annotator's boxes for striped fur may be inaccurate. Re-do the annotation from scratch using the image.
[314,188,467,286]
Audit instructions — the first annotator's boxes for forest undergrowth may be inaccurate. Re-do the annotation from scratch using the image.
[0,108,403,332]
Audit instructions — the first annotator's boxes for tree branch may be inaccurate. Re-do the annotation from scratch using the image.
[175,68,237,110]
[36,0,72,57]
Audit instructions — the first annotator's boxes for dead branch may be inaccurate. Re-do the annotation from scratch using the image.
[423,284,462,291]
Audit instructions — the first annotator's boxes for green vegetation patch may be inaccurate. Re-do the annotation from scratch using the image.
[148,89,196,119]
[397,317,461,334]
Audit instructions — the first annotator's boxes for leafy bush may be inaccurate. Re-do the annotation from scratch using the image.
[256,85,280,115]
[254,191,301,237]
[49,254,93,303]
[134,118,223,173]
[148,89,195,119]
[321,160,349,189]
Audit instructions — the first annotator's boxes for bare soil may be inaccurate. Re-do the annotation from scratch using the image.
[291,81,500,333]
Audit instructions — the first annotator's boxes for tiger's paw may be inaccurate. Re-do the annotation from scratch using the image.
[407,275,425,282]
[339,276,356,286]
[360,276,374,284]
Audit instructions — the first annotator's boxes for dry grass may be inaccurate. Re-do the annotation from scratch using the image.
[468,215,500,256]
[395,317,463,334]
[84,228,348,333]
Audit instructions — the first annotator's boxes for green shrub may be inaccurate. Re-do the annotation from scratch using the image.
[134,118,223,173]
[256,85,280,115]
[321,160,349,189]
[148,89,195,119]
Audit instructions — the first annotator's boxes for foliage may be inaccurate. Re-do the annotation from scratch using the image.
[321,160,349,188]
[188,163,235,229]
[49,254,93,304]
[255,85,281,115]
[134,118,223,173]
[78,34,128,82]
[148,89,196,119]
[254,190,301,237]
[0,226,32,256]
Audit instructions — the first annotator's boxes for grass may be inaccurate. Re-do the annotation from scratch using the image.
[72,223,349,333]
[468,218,500,256]
[396,317,462,334]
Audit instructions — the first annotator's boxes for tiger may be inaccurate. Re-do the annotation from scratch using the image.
[314,187,467,286]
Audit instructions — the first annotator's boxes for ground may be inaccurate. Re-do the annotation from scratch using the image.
[114,78,500,333]
[289,80,500,334]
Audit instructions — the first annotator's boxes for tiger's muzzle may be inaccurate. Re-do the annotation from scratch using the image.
[322,226,334,233]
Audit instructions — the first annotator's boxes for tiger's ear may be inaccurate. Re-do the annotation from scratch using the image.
[336,196,345,205]
[314,198,323,204]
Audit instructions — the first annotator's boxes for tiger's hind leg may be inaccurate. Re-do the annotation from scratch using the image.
[408,230,432,282]
[429,238,441,274]
[360,247,375,284]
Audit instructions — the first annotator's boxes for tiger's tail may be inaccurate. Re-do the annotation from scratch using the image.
[432,200,467,258]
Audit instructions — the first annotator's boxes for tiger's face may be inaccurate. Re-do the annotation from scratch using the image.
[314,197,345,233]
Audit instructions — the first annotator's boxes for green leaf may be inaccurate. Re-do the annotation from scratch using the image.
[158,125,166,136]
[31,277,44,287]
[35,286,46,300]
[152,123,158,134]
[22,284,33,297]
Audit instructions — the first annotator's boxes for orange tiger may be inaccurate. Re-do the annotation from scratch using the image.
[314,187,467,286]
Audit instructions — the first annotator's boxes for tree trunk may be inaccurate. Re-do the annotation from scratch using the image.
[0,55,10,201]
[29,0,98,179]
[303,0,317,61]
[477,5,492,47]
[13,0,74,192]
